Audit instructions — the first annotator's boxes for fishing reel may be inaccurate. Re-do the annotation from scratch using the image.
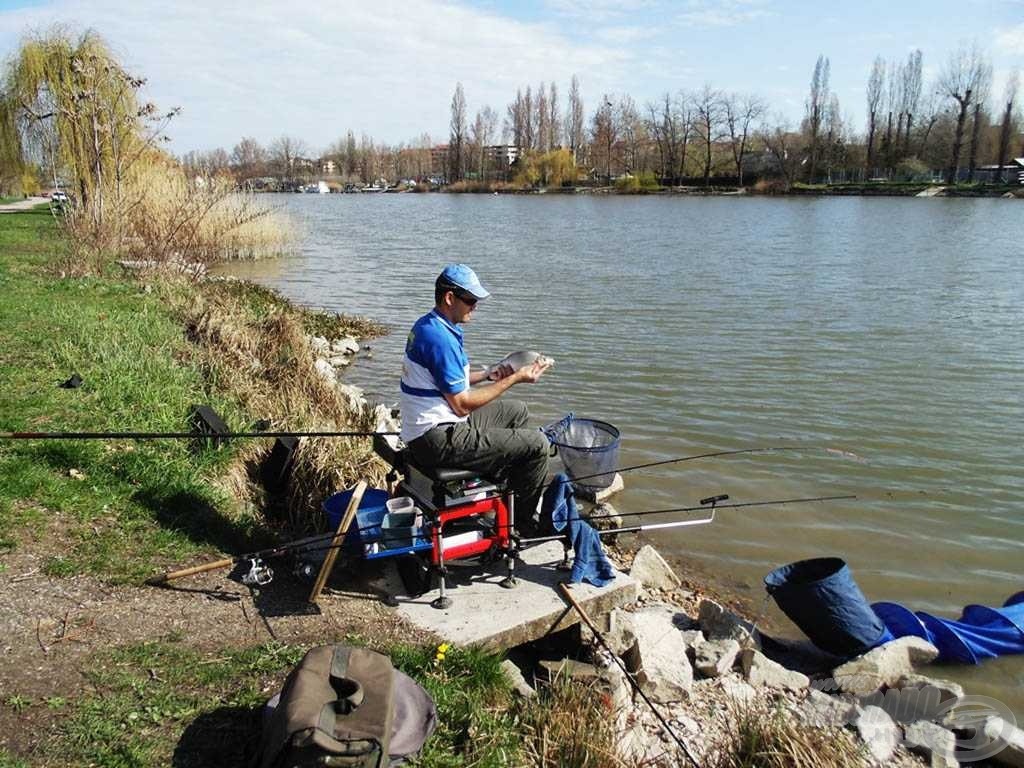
[242,557,274,587]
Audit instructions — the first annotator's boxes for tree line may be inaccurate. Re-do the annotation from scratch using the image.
[4,29,1020,195]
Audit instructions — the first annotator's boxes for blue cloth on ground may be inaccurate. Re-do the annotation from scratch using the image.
[871,596,1024,665]
[542,473,615,587]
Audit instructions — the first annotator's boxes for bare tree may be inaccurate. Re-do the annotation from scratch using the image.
[966,62,992,182]
[865,57,885,173]
[566,75,585,163]
[723,92,766,185]
[231,137,265,180]
[548,82,560,150]
[617,95,644,173]
[996,70,1020,183]
[804,54,830,181]
[591,95,617,184]
[760,116,800,186]
[938,43,988,183]
[449,82,467,182]
[692,84,723,186]
[506,88,527,149]
[268,135,308,181]
[901,50,923,154]
[523,86,535,150]
[536,82,550,152]
[470,106,498,181]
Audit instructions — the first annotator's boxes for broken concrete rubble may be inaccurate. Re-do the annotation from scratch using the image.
[629,544,682,591]
[904,720,959,768]
[622,605,694,702]
[739,648,809,692]
[832,636,940,695]
[852,705,901,765]
[694,638,740,679]
[697,598,760,647]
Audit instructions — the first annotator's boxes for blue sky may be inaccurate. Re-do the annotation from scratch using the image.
[0,0,1021,154]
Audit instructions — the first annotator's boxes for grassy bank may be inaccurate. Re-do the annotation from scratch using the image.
[0,208,624,768]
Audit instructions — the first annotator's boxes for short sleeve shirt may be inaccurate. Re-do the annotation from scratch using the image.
[400,310,470,442]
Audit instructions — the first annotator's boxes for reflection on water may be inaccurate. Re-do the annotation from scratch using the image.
[218,193,1024,715]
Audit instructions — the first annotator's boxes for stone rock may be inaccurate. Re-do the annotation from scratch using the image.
[866,674,964,724]
[328,355,351,368]
[314,358,336,383]
[904,720,959,767]
[331,336,360,354]
[799,688,859,728]
[500,659,535,698]
[336,382,366,411]
[979,716,1024,768]
[697,599,760,647]
[586,501,623,532]
[694,638,740,679]
[592,651,632,712]
[832,637,940,696]
[309,335,331,354]
[371,404,400,434]
[852,705,901,765]
[540,656,630,713]
[739,649,809,692]
[630,545,682,591]
[575,472,625,503]
[579,608,637,657]
[539,658,600,682]
[681,629,705,647]
[718,675,758,706]
[623,605,693,702]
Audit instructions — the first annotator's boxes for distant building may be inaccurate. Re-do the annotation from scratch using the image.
[320,159,337,175]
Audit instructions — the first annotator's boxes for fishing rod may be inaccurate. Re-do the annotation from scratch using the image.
[519,443,863,501]
[146,492,856,584]
[581,494,857,524]
[1,429,398,440]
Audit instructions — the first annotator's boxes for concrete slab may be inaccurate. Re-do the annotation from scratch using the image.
[383,541,639,651]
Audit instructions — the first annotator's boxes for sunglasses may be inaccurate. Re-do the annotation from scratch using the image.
[450,289,478,306]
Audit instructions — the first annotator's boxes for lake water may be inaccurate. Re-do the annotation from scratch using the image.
[219,193,1024,714]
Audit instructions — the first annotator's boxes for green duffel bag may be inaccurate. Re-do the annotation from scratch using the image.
[259,645,436,768]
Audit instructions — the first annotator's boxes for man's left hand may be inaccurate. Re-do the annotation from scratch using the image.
[487,363,514,381]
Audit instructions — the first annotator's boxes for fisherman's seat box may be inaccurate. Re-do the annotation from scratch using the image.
[371,433,517,607]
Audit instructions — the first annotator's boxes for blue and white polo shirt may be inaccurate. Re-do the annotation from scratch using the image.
[400,310,470,443]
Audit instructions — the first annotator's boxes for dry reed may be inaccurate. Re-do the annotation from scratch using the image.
[516,676,628,768]
[178,283,387,533]
[706,701,867,768]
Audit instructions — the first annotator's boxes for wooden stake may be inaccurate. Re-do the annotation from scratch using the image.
[308,481,366,604]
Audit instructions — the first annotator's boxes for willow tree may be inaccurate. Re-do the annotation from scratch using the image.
[0,28,176,242]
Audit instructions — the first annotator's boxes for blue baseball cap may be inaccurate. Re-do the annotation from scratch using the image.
[438,263,490,299]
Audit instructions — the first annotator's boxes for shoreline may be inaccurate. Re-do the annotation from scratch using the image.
[3,207,1022,766]
[261,183,1024,199]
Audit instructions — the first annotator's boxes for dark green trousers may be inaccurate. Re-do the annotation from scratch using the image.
[407,399,550,524]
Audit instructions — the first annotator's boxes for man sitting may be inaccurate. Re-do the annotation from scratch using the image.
[400,264,552,525]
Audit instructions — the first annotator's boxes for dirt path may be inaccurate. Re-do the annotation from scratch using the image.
[0,196,49,212]
[0,538,433,759]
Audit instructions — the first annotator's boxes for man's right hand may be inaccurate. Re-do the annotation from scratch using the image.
[515,359,552,383]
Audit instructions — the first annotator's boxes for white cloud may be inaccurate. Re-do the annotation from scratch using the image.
[676,0,772,28]
[994,23,1024,54]
[0,0,638,152]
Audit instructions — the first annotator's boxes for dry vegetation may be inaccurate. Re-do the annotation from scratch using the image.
[707,701,865,768]
[176,278,389,532]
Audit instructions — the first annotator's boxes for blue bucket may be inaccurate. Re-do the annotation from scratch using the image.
[323,488,389,550]
[765,557,887,658]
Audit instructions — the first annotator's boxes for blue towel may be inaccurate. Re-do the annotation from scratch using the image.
[542,474,615,587]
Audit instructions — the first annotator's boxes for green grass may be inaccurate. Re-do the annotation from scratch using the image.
[2,636,532,767]
[0,208,266,581]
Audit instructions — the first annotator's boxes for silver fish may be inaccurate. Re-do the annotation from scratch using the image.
[489,350,554,375]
